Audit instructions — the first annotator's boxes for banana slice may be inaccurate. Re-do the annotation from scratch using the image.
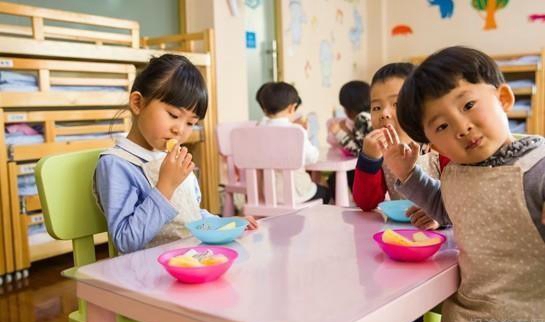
[166,139,178,152]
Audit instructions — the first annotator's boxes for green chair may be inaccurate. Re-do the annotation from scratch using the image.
[423,304,442,322]
[35,149,133,322]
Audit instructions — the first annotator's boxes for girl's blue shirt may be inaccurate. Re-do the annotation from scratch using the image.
[95,137,216,253]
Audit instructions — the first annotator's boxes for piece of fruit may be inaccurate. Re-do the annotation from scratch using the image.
[168,255,202,267]
[217,222,237,231]
[412,232,429,242]
[412,237,441,246]
[201,254,228,266]
[382,229,413,246]
[166,139,178,152]
[411,232,441,246]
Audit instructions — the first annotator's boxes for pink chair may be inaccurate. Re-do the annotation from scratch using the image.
[231,126,322,217]
[216,121,257,216]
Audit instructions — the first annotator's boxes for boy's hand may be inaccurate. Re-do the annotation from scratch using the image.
[362,128,388,159]
[156,146,195,199]
[293,116,309,129]
[339,119,351,133]
[406,206,440,230]
[328,120,341,134]
[381,125,419,182]
[244,215,259,230]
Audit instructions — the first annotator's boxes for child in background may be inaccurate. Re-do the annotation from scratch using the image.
[352,63,446,230]
[327,80,373,157]
[95,54,257,254]
[327,80,373,200]
[256,82,330,204]
[382,46,545,321]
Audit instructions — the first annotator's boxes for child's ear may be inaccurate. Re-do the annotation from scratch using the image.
[287,103,297,114]
[497,84,514,112]
[129,91,144,115]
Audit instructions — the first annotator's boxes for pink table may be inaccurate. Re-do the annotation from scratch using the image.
[306,148,357,207]
[71,205,459,322]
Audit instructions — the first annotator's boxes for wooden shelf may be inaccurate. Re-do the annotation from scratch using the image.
[507,110,529,119]
[29,232,108,262]
[499,64,537,73]
[512,87,534,96]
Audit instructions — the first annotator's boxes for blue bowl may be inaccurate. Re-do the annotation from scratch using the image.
[378,200,414,222]
[186,217,248,244]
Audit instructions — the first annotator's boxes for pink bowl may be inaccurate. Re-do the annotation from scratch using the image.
[157,246,238,284]
[373,229,446,262]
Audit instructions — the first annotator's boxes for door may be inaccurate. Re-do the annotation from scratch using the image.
[245,0,280,121]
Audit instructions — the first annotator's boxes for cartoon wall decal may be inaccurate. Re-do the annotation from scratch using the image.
[428,0,454,19]
[287,0,307,45]
[319,40,333,87]
[304,61,312,78]
[349,9,363,48]
[472,0,509,30]
[336,9,344,24]
[311,16,318,30]
[391,24,413,36]
[336,52,342,61]
[245,0,262,9]
[528,14,545,23]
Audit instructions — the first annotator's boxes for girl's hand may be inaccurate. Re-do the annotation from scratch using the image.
[156,146,195,199]
[244,216,259,230]
[362,128,388,159]
[381,125,419,182]
[406,206,440,230]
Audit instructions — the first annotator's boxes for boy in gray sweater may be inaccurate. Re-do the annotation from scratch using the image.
[379,46,545,322]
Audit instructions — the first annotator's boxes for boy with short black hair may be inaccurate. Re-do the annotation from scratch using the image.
[381,46,545,321]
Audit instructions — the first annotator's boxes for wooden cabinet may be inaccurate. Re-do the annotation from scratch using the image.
[492,53,544,135]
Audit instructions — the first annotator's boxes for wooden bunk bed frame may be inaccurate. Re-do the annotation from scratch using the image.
[0,1,219,284]
[0,56,134,281]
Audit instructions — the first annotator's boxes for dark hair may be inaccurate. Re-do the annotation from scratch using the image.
[397,46,504,143]
[257,81,301,116]
[339,80,370,114]
[255,82,273,108]
[371,62,415,87]
[131,54,208,119]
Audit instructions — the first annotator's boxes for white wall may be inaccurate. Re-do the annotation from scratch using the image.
[185,0,249,124]
[279,0,369,144]
[379,0,545,63]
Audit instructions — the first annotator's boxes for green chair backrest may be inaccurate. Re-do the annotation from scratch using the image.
[35,148,114,263]
[35,148,132,322]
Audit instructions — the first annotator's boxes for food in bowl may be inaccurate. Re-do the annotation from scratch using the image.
[168,249,228,268]
[382,229,441,247]
[158,246,238,283]
[373,229,446,262]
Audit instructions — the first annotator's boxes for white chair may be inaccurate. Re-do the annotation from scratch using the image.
[231,126,322,217]
[216,121,256,216]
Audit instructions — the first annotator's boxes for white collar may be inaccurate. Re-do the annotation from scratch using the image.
[116,137,165,162]
[260,116,291,125]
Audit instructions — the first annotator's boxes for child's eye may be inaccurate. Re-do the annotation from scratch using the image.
[186,122,195,126]
[463,101,475,111]
[371,106,381,112]
[168,112,178,119]
[436,123,448,132]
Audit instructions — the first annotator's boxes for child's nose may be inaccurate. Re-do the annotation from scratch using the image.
[456,123,473,138]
